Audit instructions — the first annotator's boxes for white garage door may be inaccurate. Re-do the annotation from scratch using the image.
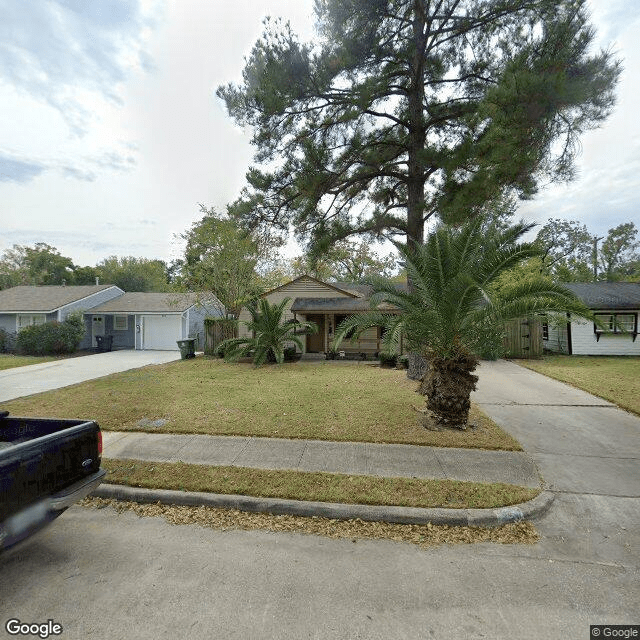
[142,315,182,350]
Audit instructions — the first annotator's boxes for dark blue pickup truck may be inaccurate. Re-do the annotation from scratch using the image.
[0,411,106,552]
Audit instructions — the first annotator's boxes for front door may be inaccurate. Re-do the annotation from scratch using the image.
[306,314,325,352]
[92,315,105,347]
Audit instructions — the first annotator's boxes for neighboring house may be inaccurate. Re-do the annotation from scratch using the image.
[86,292,224,351]
[544,282,640,356]
[0,285,124,350]
[0,285,224,352]
[238,275,404,356]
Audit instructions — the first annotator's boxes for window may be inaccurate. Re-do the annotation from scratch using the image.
[594,313,638,340]
[542,321,549,341]
[113,315,128,331]
[17,314,46,331]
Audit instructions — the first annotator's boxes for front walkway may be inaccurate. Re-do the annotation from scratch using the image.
[102,431,540,487]
[0,350,181,402]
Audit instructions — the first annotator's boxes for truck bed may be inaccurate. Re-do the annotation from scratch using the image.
[0,413,105,551]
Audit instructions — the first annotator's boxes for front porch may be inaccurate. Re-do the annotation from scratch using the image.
[297,312,403,357]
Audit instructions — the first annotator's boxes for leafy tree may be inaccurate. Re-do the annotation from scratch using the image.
[71,265,100,285]
[534,219,640,281]
[289,239,398,282]
[333,218,592,428]
[218,297,318,365]
[218,0,620,253]
[535,218,595,280]
[96,256,169,292]
[598,222,639,281]
[177,205,280,316]
[0,243,76,287]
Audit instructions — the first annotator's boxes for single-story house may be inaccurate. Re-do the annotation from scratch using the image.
[544,282,640,356]
[85,292,224,351]
[238,275,404,356]
[0,285,224,351]
[0,285,124,350]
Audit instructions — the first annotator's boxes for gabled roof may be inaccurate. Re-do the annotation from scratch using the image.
[564,282,640,310]
[0,285,121,313]
[261,275,360,299]
[88,292,220,314]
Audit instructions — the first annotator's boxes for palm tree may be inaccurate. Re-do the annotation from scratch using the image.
[333,218,593,428]
[219,297,318,366]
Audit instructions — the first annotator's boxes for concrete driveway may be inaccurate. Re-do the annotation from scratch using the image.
[0,350,182,402]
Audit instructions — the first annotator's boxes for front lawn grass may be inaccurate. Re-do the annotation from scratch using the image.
[0,354,59,370]
[2,358,522,450]
[103,458,539,509]
[516,355,640,415]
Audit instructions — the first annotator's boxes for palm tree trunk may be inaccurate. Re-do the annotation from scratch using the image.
[419,355,479,428]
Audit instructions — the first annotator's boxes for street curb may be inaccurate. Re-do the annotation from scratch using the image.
[91,484,555,527]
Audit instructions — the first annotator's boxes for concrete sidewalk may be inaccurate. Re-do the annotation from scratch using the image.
[102,431,541,487]
[0,350,181,402]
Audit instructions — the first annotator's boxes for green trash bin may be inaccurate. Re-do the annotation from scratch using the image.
[177,338,196,359]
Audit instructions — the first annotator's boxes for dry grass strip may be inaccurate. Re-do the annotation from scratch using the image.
[80,496,539,549]
[103,458,540,509]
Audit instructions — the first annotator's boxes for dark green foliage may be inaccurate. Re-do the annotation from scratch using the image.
[16,312,86,356]
[333,218,594,425]
[0,329,9,353]
[218,297,318,366]
[218,0,620,251]
[378,352,398,367]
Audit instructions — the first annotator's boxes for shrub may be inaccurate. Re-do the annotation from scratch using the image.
[16,312,86,355]
[378,352,398,367]
[0,328,10,353]
[283,346,300,362]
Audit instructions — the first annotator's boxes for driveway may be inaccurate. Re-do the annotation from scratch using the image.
[472,359,640,570]
[0,350,181,403]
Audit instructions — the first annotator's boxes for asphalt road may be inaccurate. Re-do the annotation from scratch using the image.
[0,492,637,640]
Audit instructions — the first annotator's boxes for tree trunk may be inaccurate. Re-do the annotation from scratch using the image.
[419,355,479,428]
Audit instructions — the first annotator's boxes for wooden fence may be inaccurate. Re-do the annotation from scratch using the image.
[503,317,543,359]
[204,318,237,355]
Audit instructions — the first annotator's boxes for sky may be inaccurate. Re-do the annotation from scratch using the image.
[0,0,638,269]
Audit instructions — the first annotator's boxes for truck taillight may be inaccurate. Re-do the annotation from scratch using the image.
[97,431,102,456]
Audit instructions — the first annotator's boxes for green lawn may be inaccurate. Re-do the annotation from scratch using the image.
[103,458,538,509]
[2,357,522,450]
[0,354,60,370]
[515,355,640,415]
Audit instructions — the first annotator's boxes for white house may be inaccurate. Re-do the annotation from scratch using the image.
[544,282,640,356]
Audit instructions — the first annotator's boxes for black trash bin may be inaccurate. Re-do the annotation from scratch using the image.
[177,338,196,359]
[95,335,113,352]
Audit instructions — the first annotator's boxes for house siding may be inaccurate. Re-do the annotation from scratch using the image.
[188,305,209,350]
[570,310,640,356]
[544,315,570,354]
[59,286,123,319]
[238,277,354,339]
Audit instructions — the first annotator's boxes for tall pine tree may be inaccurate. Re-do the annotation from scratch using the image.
[218,0,620,252]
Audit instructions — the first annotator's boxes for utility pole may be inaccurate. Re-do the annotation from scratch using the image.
[592,236,603,280]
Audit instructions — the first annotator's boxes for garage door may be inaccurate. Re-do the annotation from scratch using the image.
[142,315,182,350]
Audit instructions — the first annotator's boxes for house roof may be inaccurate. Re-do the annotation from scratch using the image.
[564,282,640,310]
[0,285,120,313]
[290,297,399,314]
[88,292,219,314]
[261,275,360,299]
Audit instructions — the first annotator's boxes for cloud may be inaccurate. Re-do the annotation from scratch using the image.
[0,142,139,184]
[0,0,156,136]
[0,155,46,183]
